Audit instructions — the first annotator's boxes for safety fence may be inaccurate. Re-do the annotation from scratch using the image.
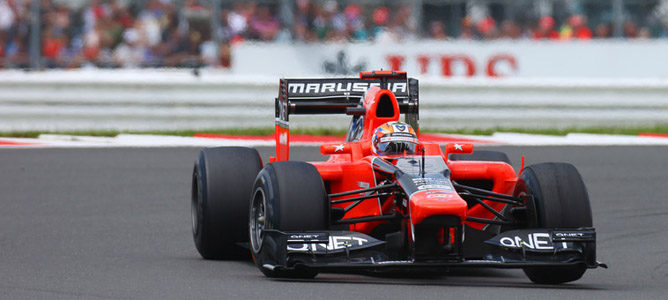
[1,69,666,132]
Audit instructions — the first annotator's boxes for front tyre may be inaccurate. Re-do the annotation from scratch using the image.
[192,147,262,260]
[515,162,592,284]
[250,162,329,278]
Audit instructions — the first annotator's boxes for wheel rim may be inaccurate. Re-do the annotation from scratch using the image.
[249,187,266,253]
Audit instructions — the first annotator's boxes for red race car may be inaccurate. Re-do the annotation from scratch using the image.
[191,71,606,284]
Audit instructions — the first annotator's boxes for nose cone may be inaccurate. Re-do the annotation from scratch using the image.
[409,190,468,225]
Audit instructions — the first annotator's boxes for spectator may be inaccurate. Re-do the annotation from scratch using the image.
[344,4,367,41]
[371,6,391,41]
[391,4,417,41]
[477,16,498,39]
[227,2,248,41]
[532,16,559,40]
[41,26,65,67]
[5,35,29,68]
[311,3,330,40]
[560,14,593,40]
[3,0,668,70]
[459,16,476,39]
[292,0,316,42]
[429,21,448,40]
[329,2,347,41]
[500,19,523,39]
[638,27,651,39]
[137,0,164,47]
[249,6,280,41]
[0,0,15,33]
[113,28,148,68]
[82,21,102,64]
[219,42,231,67]
[594,22,612,38]
[623,21,639,38]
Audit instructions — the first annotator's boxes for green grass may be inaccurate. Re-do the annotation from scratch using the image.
[0,130,124,139]
[421,124,668,136]
[0,128,347,138]
[2,124,668,138]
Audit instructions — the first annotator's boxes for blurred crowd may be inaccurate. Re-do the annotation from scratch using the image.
[0,0,214,68]
[439,14,651,41]
[1,0,668,69]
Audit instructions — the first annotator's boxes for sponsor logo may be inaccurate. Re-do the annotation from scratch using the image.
[380,135,416,143]
[288,233,328,242]
[412,178,453,192]
[279,132,288,145]
[385,53,518,78]
[417,184,453,190]
[498,233,553,250]
[323,50,367,75]
[289,234,319,239]
[287,235,369,252]
[288,82,407,95]
[554,232,585,238]
[386,132,416,139]
[552,230,594,242]
[425,192,455,200]
[357,181,370,189]
[334,144,345,152]
[412,178,449,186]
[425,191,449,195]
[395,124,407,132]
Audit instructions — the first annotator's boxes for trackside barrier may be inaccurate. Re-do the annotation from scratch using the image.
[0,69,666,131]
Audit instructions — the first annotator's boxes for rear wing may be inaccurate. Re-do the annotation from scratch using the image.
[274,71,419,161]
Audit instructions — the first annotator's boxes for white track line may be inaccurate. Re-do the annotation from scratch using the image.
[1,133,668,148]
[488,133,668,145]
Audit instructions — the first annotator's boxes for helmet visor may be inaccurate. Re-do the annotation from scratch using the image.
[376,140,418,155]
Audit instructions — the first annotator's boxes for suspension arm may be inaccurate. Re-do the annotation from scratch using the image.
[452,181,521,202]
[329,183,398,198]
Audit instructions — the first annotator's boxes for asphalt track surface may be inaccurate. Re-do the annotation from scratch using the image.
[1,146,667,299]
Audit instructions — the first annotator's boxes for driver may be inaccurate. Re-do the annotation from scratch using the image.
[371,121,419,155]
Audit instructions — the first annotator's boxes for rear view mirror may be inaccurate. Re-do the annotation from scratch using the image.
[320,143,352,155]
[444,143,474,156]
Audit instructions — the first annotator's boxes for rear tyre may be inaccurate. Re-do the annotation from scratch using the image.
[249,162,329,278]
[449,150,511,164]
[192,147,263,260]
[515,162,592,284]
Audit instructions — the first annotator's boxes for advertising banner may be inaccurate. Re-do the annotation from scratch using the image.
[232,41,668,78]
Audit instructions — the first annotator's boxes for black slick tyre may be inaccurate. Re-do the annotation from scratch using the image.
[515,162,592,284]
[192,147,262,260]
[249,161,329,279]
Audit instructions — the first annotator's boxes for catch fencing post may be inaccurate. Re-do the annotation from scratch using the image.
[29,0,41,70]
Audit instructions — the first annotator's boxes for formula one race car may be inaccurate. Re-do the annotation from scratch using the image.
[190,71,606,284]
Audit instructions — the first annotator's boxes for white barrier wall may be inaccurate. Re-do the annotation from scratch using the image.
[233,41,668,78]
[1,69,666,131]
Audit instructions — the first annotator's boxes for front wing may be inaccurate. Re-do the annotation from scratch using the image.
[258,228,606,273]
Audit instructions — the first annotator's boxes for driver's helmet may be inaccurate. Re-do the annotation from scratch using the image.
[372,121,419,155]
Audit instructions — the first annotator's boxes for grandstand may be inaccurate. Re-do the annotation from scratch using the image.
[1,0,667,69]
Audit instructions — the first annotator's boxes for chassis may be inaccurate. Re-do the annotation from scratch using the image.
[191,71,606,284]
